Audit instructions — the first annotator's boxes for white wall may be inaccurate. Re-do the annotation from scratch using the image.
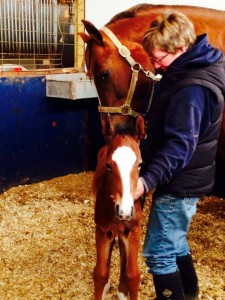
[85,0,225,29]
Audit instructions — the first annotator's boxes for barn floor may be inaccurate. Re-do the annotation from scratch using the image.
[0,172,224,300]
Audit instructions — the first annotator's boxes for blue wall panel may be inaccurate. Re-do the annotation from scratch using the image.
[0,76,104,191]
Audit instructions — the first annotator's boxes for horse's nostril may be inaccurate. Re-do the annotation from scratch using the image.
[131,206,134,216]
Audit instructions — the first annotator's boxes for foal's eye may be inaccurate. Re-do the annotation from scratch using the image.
[138,162,143,170]
[98,70,110,81]
[106,162,112,171]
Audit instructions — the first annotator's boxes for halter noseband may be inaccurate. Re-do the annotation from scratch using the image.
[99,26,161,118]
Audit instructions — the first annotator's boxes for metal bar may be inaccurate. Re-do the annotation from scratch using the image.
[28,0,32,53]
[14,0,18,53]
[0,0,75,70]
[6,0,11,52]
[52,0,58,53]
[0,2,3,55]
[40,0,43,52]
[25,0,29,53]
[32,0,35,54]
[43,0,46,52]
[10,0,14,52]
[3,1,7,52]
[35,0,40,54]
[75,0,85,69]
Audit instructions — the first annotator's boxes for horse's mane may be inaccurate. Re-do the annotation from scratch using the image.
[107,4,223,25]
[107,4,162,24]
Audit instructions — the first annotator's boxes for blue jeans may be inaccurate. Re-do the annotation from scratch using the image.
[143,192,199,275]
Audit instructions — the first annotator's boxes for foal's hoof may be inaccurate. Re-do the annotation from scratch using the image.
[102,280,110,298]
[117,291,128,300]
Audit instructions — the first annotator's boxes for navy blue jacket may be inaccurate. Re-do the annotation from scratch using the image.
[141,34,225,197]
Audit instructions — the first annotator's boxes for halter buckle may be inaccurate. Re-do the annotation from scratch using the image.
[121,105,131,115]
[118,45,130,58]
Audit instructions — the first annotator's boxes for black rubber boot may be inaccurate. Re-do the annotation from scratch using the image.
[177,253,199,300]
[183,289,199,300]
[153,271,185,300]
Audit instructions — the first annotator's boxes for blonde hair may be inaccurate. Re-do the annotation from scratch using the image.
[143,10,196,54]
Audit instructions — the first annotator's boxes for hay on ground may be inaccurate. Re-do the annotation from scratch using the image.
[0,172,224,299]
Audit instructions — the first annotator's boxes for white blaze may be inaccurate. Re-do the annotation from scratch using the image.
[112,146,136,215]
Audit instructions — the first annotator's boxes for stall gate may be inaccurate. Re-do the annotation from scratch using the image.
[0,1,102,192]
[0,0,85,70]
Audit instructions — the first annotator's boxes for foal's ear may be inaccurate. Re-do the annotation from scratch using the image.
[136,115,146,141]
[81,20,104,45]
[97,146,107,162]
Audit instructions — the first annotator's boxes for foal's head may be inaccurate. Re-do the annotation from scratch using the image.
[97,134,142,221]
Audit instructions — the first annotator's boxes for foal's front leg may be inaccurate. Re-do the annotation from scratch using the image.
[118,225,141,300]
[94,225,115,300]
[117,236,129,299]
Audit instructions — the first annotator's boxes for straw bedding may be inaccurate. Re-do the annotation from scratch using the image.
[0,172,224,299]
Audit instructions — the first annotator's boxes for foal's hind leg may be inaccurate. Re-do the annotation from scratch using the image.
[118,226,141,300]
[94,225,115,300]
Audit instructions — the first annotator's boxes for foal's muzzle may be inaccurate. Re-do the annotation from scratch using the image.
[115,203,134,220]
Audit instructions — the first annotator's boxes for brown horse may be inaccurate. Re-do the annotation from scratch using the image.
[81,4,225,195]
[80,4,225,140]
[92,133,143,300]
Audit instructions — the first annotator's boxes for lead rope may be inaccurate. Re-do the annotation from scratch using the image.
[147,80,156,113]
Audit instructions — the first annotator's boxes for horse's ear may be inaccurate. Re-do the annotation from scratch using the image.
[136,115,146,141]
[81,19,104,45]
[79,32,91,43]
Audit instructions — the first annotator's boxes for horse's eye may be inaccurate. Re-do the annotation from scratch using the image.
[106,162,112,171]
[98,70,110,81]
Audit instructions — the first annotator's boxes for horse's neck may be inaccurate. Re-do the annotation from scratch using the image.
[108,16,150,43]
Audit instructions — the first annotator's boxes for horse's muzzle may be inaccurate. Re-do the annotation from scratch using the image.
[115,204,134,220]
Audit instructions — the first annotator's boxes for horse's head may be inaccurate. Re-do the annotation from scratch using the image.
[80,19,156,141]
[93,134,142,221]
